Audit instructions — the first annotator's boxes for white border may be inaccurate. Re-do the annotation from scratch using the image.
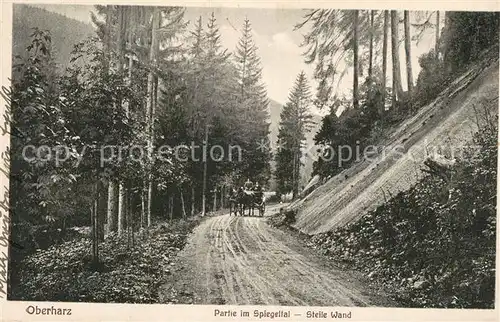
[0,1,498,321]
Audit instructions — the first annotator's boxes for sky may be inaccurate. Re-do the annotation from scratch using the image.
[32,4,440,113]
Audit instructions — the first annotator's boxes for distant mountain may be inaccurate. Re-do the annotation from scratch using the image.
[12,4,96,69]
[267,99,323,190]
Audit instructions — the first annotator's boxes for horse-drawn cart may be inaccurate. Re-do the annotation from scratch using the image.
[229,189,266,217]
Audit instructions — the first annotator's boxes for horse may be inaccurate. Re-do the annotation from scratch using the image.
[243,190,256,216]
[228,188,240,216]
[253,190,266,217]
[238,188,265,217]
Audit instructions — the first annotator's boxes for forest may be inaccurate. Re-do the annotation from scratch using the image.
[6,5,499,307]
[9,5,272,300]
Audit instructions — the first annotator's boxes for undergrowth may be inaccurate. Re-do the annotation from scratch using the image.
[308,126,497,308]
[10,218,200,303]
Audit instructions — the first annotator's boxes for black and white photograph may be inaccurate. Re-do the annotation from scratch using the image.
[2,1,499,315]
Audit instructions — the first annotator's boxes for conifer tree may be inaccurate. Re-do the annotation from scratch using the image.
[391,10,404,107]
[233,18,271,185]
[275,71,313,198]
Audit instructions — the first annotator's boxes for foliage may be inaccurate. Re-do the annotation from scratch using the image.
[442,12,499,74]
[275,71,314,196]
[308,127,497,308]
[414,50,448,106]
[310,12,499,179]
[267,209,297,228]
[312,89,381,177]
[11,218,199,303]
[9,10,278,302]
[296,10,384,110]
[232,18,272,185]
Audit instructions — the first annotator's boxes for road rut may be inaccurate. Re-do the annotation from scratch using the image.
[160,205,394,306]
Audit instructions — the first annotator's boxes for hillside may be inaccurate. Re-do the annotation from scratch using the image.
[13,4,95,69]
[291,55,499,234]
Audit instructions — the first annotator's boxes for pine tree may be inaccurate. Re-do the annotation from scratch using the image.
[233,18,271,185]
[276,71,314,198]
[404,11,414,96]
[296,10,383,111]
[435,11,440,59]
[368,10,375,82]
[205,12,229,61]
[353,10,360,109]
[105,5,118,236]
[381,10,389,116]
[145,7,161,226]
[391,10,403,108]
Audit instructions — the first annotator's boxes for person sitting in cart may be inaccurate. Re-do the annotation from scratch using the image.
[243,178,254,191]
[253,182,263,200]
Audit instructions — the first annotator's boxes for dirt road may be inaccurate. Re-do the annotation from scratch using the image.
[160,204,393,306]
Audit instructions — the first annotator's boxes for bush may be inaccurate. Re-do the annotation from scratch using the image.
[310,125,497,308]
[267,208,296,228]
[414,51,449,106]
[10,218,200,303]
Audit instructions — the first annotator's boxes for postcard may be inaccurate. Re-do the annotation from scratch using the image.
[0,0,498,321]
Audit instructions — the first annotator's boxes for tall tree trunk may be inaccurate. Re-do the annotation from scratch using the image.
[295,148,300,197]
[106,181,118,235]
[147,181,153,226]
[435,11,440,60]
[191,186,195,216]
[169,194,174,221]
[116,6,126,71]
[141,184,146,228]
[381,10,389,117]
[391,10,404,108]
[202,123,208,216]
[118,186,126,235]
[404,10,414,96]
[125,183,130,249]
[443,12,450,68]
[105,5,118,237]
[292,150,296,199]
[180,189,187,218]
[368,10,375,81]
[103,5,112,72]
[91,201,96,264]
[146,8,160,226]
[213,186,217,212]
[97,186,105,242]
[130,189,135,247]
[127,182,133,247]
[353,10,360,109]
[91,183,99,266]
[117,6,127,236]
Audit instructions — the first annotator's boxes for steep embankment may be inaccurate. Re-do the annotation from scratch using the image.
[292,56,499,235]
